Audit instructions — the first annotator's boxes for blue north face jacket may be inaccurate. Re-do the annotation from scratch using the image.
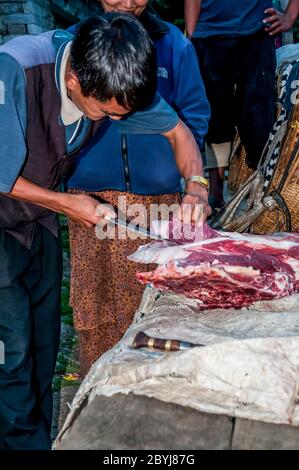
[67,9,211,195]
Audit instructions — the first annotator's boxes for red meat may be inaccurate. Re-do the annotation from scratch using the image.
[129,225,299,310]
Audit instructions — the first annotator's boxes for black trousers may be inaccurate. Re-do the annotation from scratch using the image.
[192,30,277,168]
[0,224,62,450]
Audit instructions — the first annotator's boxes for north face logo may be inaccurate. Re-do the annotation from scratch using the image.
[157,67,168,79]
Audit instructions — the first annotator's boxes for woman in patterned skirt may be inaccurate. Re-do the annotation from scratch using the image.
[67,0,211,377]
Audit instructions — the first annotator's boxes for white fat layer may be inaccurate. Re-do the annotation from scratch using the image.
[129,232,299,265]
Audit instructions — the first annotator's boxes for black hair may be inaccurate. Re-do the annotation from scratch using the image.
[70,13,157,111]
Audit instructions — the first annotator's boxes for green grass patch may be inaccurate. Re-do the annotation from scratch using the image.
[61,279,73,326]
[53,334,80,392]
[53,214,80,392]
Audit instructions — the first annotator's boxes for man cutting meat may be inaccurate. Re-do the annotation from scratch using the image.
[0,13,210,450]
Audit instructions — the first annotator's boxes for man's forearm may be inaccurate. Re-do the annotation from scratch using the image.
[4,176,109,228]
[164,121,204,178]
[184,0,202,38]
[163,120,211,223]
[7,176,68,213]
[286,0,299,25]
[164,120,207,196]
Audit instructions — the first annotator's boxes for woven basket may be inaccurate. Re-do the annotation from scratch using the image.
[252,104,299,234]
[227,139,254,193]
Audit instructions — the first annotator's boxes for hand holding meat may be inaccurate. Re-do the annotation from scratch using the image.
[178,191,211,225]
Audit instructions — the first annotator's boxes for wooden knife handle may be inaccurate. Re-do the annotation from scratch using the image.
[132,331,181,351]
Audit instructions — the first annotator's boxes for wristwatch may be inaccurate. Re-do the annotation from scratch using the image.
[185,175,209,191]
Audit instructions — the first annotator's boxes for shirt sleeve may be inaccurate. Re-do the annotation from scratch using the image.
[172,39,211,151]
[0,54,27,193]
[114,93,179,134]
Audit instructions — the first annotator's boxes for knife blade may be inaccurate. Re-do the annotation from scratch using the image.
[105,216,165,240]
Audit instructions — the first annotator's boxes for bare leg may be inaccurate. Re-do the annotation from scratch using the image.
[205,142,231,209]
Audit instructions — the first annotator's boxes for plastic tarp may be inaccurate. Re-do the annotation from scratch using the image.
[55,288,299,445]
[276,44,299,68]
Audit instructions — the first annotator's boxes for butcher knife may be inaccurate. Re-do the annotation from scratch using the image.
[105,216,166,240]
[132,331,205,352]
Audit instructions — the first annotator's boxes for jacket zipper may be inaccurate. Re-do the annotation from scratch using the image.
[121,134,131,192]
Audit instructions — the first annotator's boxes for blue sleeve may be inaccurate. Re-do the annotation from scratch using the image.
[115,93,179,134]
[52,29,74,50]
[0,54,27,193]
[172,39,210,150]
[67,24,77,35]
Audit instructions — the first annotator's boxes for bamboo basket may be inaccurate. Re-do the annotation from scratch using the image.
[252,103,299,234]
[227,138,254,193]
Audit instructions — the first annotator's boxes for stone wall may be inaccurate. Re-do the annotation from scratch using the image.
[0,0,99,45]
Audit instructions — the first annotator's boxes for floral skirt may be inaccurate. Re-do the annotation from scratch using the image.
[68,189,180,376]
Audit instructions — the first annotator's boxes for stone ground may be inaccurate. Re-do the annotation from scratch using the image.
[51,328,80,442]
[52,385,79,442]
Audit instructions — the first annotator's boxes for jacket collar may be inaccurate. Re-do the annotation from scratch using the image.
[53,30,84,125]
[97,5,169,40]
[139,7,169,40]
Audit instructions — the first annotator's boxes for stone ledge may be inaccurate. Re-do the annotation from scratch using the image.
[8,23,27,34]
[0,4,23,15]
[27,23,46,35]
[0,21,8,35]
[23,1,51,18]
[0,13,53,28]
